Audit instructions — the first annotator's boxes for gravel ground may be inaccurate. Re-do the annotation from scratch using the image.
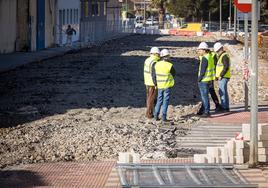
[0,34,267,168]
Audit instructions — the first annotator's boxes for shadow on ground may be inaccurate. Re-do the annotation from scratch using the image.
[0,34,216,127]
[0,170,48,188]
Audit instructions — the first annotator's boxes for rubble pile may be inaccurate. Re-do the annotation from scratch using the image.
[0,107,199,168]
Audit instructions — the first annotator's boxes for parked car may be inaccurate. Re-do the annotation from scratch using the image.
[145,17,159,26]
[135,16,144,28]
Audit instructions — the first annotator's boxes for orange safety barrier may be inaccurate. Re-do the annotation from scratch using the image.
[168,29,197,36]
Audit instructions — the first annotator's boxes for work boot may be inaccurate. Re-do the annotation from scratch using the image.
[196,111,203,115]
[196,107,204,115]
[215,104,224,112]
[162,118,170,122]
[223,108,230,112]
[200,112,210,118]
[162,118,171,126]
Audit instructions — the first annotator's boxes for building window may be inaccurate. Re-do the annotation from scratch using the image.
[92,1,99,16]
[76,9,79,23]
[98,0,100,16]
[63,9,66,25]
[74,9,76,23]
[70,9,73,24]
[59,10,63,25]
[92,1,95,16]
[67,9,69,24]
[84,0,89,17]
[104,1,106,16]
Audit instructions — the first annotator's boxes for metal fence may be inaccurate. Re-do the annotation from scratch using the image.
[80,19,134,47]
[79,19,240,47]
[79,18,170,47]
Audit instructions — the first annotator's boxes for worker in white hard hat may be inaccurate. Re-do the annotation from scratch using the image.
[144,47,160,119]
[197,46,223,115]
[214,42,231,112]
[196,42,215,117]
[210,50,224,112]
[152,49,176,122]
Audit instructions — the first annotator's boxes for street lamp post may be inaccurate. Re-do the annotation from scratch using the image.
[244,12,249,111]
[220,0,222,36]
[229,0,232,29]
[234,5,237,37]
[249,0,259,168]
[144,0,146,20]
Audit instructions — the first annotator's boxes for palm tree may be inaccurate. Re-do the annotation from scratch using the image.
[151,0,168,29]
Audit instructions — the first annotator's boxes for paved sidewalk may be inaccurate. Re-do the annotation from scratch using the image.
[0,45,81,73]
[202,104,268,125]
[1,159,268,188]
[0,158,193,188]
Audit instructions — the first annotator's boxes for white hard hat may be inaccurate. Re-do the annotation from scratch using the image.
[150,47,160,54]
[214,42,223,52]
[197,42,209,50]
[160,49,170,57]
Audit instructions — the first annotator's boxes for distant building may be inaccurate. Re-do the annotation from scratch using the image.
[130,0,151,17]
[80,0,108,43]
[80,0,123,45]
[0,0,56,53]
[55,0,81,46]
[107,0,121,22]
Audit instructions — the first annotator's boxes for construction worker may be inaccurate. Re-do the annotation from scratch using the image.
[196,42,215,117]
[144,47,160,118]
[197,50,223,114]
[214,42,231,112]
[152,49,175,122]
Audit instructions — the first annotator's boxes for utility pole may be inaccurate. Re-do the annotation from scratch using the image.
[220,0,222,36]
[144,0,146,20]
[249,0,259,168]
[229,0,232,29]
[209,11,211,32]
[144,0,146,33]
[244,12,249,111]
[234,6,237,38]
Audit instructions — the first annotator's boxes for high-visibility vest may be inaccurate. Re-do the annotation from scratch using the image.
[198,53,215,82]
[155,60,174,89]
[144,55,159,86]
[216,52,231,78]
[211,51,217,66]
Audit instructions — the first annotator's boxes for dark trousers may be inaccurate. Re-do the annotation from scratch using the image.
[146,86,157,118]
[209,81,220,105]
[199,81,221,113]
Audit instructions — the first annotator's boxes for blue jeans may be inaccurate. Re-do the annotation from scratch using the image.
[219,78,230,110]
[198,82,210,114]
[154,88,171,120]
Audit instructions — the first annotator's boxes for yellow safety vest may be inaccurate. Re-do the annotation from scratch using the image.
[144,55,160,86]
[211,51,217,65]
[198,53,215,82]
[216,52,231,78]
[155,60,174,89]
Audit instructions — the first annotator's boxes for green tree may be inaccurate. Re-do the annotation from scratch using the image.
[166,0,190,18]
